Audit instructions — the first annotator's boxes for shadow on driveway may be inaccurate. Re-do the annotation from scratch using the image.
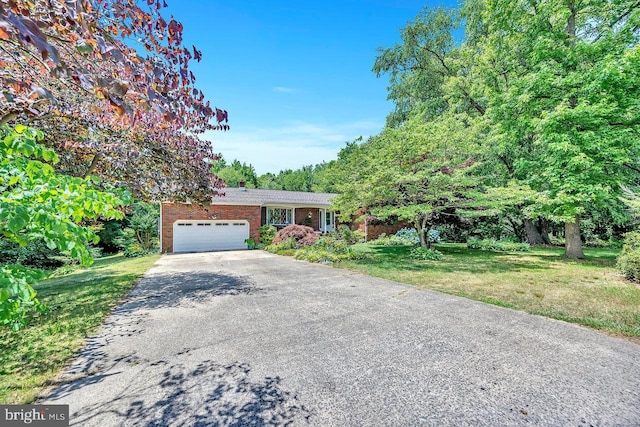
[55,359,312,426]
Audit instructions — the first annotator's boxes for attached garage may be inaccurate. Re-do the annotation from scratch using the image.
[172,220,249,252]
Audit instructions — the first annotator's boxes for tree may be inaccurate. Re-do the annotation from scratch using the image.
[333,113,482,248]
[1,125,128,329]
[214,158,259,188]
[374,0,640,257]
[0,0,228,203]
[478,0,640,257]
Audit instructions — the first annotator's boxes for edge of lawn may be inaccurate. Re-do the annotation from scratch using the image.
[0,253,160,404]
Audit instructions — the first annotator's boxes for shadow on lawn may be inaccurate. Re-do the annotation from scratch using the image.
[360,244,554,274]
[53,359,312,426]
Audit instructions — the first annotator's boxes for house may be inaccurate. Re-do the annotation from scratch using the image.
[160,183,409,253]
[160,184,337,253]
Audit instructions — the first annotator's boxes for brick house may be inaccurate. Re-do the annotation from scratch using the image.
[161,185,338,253]
[160,184,408,253]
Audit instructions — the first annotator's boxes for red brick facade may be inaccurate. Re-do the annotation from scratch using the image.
[161,203,261,253]
[353,221,410,241]
[294,208,320,230]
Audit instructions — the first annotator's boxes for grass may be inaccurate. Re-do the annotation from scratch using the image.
[338,243,640,338]
[0,254,160,404]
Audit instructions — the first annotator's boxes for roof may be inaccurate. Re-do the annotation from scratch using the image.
[210,188,336,207]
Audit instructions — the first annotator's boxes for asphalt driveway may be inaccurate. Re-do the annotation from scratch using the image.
[44,251,640,426]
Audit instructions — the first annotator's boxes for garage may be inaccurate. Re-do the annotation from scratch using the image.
[172,220,249,252]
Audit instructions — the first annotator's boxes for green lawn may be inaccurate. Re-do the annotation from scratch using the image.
[0,254,160,404]
[340,244,640,338]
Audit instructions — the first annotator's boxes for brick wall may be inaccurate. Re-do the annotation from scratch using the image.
[353,221,411,241]
[161,203,261,253]
[294,208,320,230]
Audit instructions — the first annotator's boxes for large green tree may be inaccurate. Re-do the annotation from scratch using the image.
[478,0,640,257]
[332,113,482,247]
[1,125,128,328]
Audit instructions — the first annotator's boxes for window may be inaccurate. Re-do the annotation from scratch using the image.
[267,208,293,226]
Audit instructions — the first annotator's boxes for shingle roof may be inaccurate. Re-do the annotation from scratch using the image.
[211,188,336,207]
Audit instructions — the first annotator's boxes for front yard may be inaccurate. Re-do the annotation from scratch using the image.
[338,244,640,339]
[0,254,160,404]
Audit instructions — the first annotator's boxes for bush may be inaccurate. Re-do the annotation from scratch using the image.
[395,228,420,245]
[331,225,364,244]
[408,247,443,261]
[368,228,421,246]
[259,225,278,245]
[467,238,530,252]
[294,246,366,264]
[367,233,409,246]
[273,224,319,247]
[0,239,71,270]
[617,232,640,281]
[96,219,126,253]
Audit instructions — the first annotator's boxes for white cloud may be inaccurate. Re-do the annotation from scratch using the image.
[272,86,296,93]
[204,119,383,174]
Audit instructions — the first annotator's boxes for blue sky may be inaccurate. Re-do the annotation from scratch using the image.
[167,1,459,174]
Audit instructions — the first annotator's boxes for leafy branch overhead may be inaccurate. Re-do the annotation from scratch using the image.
[0,0,229,203]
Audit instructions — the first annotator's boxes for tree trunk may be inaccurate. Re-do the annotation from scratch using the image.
[537,219,552,245]
[564,216,584,258]
[524,218,545,245]
[415,215,429,248]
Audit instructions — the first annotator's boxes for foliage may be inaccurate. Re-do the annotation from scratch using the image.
[394,228,420,245]
[127,203,159,251]
[0,239,69,270]
[244,238,256,249]
[0,0,228,204]
[293,246,366,264]
[466,238,530,253]
[408,246,442,261]
[212,156,259,188]
[112,202,159,257]
[331,225,364,245]
[273,224,319,247]
[371,0,640,258]
[96,219,126,254]
[617,232,640,282]
[0,254,159,403]
[259,225,278,245]
[331,113,483,249]
[0,125,128,328]
[367,233,415,247]
[265,237,297,253]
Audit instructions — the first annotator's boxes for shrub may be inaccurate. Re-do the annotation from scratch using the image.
[367,233,410,246]
[408,247,443,260]
[331,225,365,244]
[259,225,278,245]
[467,238,530,252]
[395,228,420,245]
[0,239,70,270]
[617,232,640,281]
[294,246,366,263]
[96,219,126,253]
[273,224,319,247]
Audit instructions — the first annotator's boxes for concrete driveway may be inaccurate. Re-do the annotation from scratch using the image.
[44,251,640,426]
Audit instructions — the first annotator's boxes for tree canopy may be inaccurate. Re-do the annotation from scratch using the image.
[357,0,640,257]
[0,0,228,203]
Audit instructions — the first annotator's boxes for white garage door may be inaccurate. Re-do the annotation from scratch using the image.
[173,220,249,252]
